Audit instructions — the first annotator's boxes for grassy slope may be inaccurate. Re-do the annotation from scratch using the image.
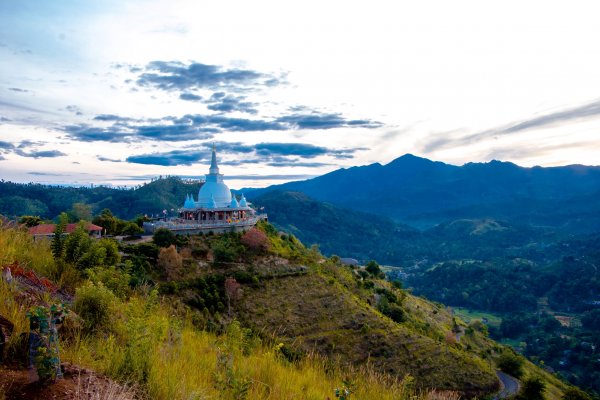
[0,223,575,399]
[234,270,497,395]
[0,225,425,400]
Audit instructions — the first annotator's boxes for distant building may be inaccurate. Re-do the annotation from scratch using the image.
[143,145,267,235]
[28,223,103,238]
[340,258,359,266]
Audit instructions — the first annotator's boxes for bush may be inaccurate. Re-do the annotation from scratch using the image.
[496,351,524,378]
[365,260,383,277]
[384,303,406,323]
[157,245,182,278]
[153,228,176,248]
[86,266,131,299]
[240,228,269,251]
[74,281,117,334]
[518,376,545,400]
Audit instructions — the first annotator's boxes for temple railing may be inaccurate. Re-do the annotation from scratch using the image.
[145,214,267,231]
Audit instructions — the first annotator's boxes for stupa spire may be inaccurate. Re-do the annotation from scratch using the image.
[209,143,219,175]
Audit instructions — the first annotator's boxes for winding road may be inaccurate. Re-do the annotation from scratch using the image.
[493,371,520,399]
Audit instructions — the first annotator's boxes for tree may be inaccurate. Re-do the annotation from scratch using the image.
[496,351,524,378]
[365,260,382,277]
[240,228,269,251]
[69,202,92,222]
[581,309,600,330]
[64,223,93,265]
[19,215,42,227]
[157,245,182,279]
[224,277,241,316]
[97,238,121,266]
[153,228,177,248]
[51,212,68,261]
[519,376,545,400]
[122,222,143,236]
[93,208,118,235]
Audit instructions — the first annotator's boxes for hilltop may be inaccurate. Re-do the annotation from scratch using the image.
[0,177,200,220]
[247,154,600,233]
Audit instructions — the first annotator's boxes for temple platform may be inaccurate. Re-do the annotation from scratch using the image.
[143,214,268,235]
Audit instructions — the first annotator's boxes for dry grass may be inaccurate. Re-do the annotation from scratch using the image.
[73,372,137,400]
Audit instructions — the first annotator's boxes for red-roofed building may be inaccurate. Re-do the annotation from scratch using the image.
[28,223,103,238]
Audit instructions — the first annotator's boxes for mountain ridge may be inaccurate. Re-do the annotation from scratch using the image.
[247,154,600,232]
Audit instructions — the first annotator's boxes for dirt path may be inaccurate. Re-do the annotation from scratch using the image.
[493,370,520,399]
[0,364,135,400]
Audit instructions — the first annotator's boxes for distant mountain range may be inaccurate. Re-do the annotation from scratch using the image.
[247,154,600,233]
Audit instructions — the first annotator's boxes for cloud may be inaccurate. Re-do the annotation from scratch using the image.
[266,161,331,167]
[275,113,382,129]
[126,149,209,166]
[206,92,257,114]
[28,171,67,176]
[254,142,329,158]
[125,141,360,166]
[484,141,600,161]
[225,174,316,180]
[0,99,49,114]
[179,92,203,101]
[422,99,600,153]
[0,141,15,151]
[0,116,10,122]
[18,140,45,148]
[502,99,600,134]
[8,87,29,93]
[135,60,282,91]
[97,156,121,162]
[65,105,83,115]
[64,120,215,142]
[17,150,66,158]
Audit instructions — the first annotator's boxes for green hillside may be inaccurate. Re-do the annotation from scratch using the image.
[0,177,200,220]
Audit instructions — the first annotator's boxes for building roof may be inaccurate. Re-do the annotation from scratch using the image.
[28,223,103,236]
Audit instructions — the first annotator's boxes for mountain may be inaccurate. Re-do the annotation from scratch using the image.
[247,155,600,232]
[250,190,422,262]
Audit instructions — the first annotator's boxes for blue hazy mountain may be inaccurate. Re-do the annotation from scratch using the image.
[247,154,600,232]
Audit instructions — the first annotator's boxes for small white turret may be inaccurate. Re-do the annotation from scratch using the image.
[230,192,240,208]
[208,194,217,208]
[239,193,248,207]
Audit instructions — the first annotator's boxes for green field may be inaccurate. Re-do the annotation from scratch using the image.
[452,307,503,327]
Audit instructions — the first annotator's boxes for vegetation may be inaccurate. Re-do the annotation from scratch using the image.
[0,222,445,399]
[0,196,593,399]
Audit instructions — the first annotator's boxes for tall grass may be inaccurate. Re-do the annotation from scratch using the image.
[61,287,423,400]
[0,279,30,357]
[0,223,55,278]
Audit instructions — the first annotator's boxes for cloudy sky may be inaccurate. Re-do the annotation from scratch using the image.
[1,0,599,188]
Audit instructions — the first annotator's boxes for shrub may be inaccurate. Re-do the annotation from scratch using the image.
[86,266,131,299]
[153,228,176,248]
[365,260,383,277]
[240,228,269,251]
[74,281,117,334]
[496,351,524,378]
[157,245,182,278]
[518,376,545,400]
[212,241,239,264]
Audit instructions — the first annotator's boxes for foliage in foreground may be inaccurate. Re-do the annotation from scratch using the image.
[0,224,425,400]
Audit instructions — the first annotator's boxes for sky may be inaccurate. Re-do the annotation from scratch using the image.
[1,0,600,188]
